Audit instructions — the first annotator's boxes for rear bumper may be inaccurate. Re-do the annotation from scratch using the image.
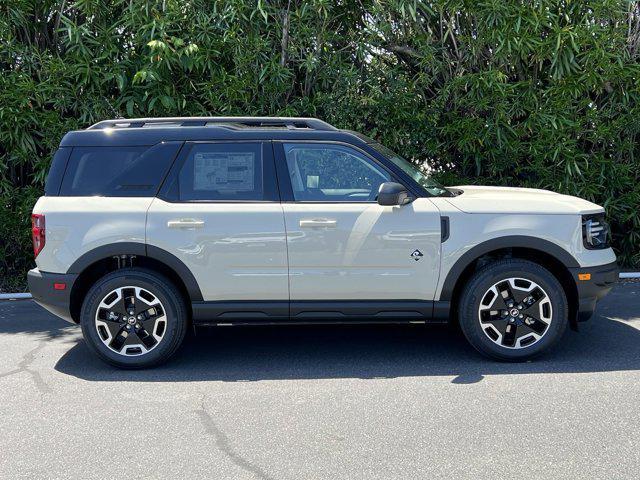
[27,268,78,324]
[569,261,619,322]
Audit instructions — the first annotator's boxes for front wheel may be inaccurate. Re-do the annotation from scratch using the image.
[80,268,188,368]
[458,259,568,361]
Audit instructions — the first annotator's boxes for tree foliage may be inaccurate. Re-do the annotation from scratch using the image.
[1,0,640,290]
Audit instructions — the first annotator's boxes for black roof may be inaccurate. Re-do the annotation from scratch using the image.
[60,117,371,148]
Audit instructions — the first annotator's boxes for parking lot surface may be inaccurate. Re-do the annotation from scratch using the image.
[1,283,639,479]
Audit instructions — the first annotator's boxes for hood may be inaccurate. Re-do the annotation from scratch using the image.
[444,185,603,215]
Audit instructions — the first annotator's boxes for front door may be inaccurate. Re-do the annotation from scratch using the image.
[276,142,441,310]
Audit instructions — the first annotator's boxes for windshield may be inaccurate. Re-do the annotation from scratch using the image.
[370,143,451,197]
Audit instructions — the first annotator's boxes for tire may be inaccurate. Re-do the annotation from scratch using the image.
[458,259,568,361]
[80,268,188,368]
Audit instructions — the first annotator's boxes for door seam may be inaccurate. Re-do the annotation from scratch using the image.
[280,203,292,317]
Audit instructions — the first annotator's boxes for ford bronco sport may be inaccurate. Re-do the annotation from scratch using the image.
[28,117,618,368]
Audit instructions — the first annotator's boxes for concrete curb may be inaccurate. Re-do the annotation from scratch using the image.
[1,273,639,300]
[619,272,640,279]
[0,293,33,300]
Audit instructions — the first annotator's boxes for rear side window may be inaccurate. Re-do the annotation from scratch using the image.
[59,142,181,197]
[175,143,266,201]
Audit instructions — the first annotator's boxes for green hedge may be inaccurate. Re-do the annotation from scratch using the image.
[2,1,639,291]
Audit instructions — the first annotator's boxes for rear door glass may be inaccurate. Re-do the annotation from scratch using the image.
[177,143,263,201]
[160,142,279,202]
[59,142,181,197]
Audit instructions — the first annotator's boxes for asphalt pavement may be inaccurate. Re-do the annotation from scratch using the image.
[1,283,639,479]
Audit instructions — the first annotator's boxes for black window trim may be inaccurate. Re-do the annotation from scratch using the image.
[272,140,417,204]
[157,140,281,204]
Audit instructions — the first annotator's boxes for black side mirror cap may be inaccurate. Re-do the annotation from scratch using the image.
[377,182,412,206]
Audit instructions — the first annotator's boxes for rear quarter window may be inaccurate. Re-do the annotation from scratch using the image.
[44,147,72,196]
[59,142,181,197]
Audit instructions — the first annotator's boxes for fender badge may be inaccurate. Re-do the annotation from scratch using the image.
[410,249,424,261]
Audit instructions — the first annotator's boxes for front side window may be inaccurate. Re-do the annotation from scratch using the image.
[283,143,391,202]
[177,143,264,201]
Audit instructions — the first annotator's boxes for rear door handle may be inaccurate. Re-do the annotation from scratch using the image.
[167,218,205,229]
[299,218,337,228]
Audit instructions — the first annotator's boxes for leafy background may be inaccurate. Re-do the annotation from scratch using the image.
[1,0,639,291]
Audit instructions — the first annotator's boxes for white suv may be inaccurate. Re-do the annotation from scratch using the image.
[28,117,618,368]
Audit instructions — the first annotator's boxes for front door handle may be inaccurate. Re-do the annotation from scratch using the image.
[167,218,205,229]
[299,218,337,228]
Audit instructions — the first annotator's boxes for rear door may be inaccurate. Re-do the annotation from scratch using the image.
[146,141,289,309]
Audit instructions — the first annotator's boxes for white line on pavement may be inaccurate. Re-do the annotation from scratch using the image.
[1,274,639,300]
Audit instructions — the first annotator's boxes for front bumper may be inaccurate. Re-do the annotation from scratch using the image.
[568,261,619,322]
[27,268,78,324]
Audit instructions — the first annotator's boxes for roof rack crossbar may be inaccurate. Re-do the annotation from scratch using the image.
[87,117,337,131]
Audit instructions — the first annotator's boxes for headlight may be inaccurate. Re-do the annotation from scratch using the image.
[582,213,610,249]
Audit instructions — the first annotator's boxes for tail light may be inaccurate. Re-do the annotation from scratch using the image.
[31,214,45,258]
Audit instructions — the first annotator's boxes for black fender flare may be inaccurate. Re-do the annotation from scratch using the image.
[439,236,580,301]
[66,242,203,301]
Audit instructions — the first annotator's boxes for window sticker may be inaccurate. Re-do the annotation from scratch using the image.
[193,152,255,191]
[306,175,319,188]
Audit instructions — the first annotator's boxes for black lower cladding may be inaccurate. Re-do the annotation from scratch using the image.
[29,264,451,325]
[191,300,451,325]
[569,260,619,322]
[27,268,78,323]
[29,260,617,326]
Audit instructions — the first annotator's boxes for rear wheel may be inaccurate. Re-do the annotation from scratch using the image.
[80,268,188,368]
[458,259,568,361]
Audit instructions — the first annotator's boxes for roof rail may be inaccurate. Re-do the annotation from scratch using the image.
[87,117,337,131]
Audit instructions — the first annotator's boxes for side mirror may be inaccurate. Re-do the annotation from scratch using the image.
[377,182,412,206]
